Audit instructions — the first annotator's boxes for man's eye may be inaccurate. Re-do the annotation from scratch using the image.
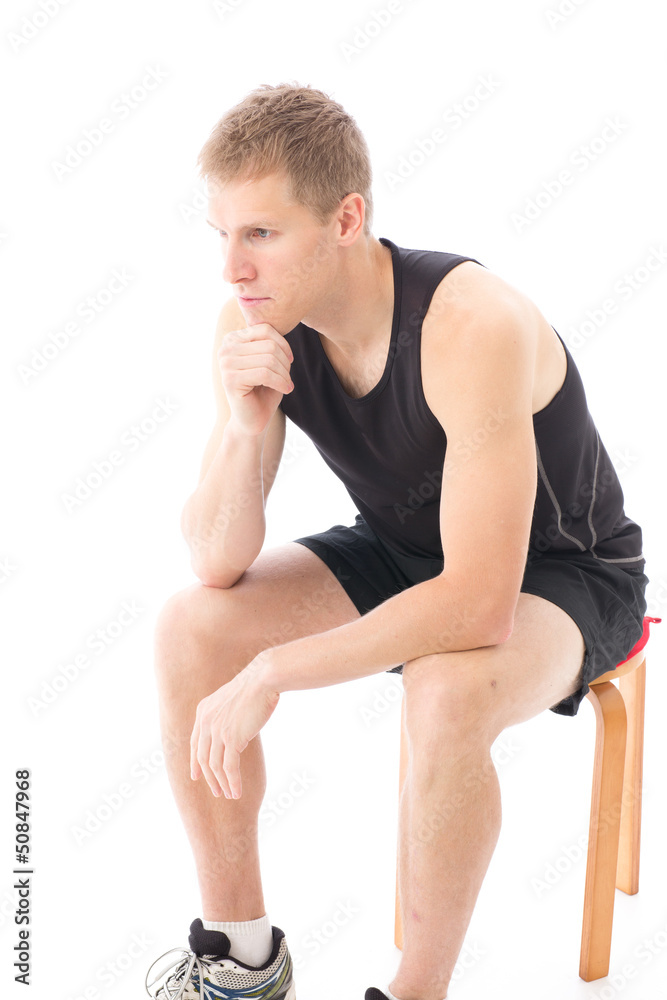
[212,228,270,239]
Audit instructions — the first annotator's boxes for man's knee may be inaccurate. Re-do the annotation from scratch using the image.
[153,582,245,684]
[155,582,220,645]
[402,651,499,751]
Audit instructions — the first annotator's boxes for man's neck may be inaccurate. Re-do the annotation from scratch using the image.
[301,237,394,358]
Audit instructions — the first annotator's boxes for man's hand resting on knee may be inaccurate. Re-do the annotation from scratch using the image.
[190,652,281,800]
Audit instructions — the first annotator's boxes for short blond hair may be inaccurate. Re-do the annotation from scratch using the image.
[196,82,374,236]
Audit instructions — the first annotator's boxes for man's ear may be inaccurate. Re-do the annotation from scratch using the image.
[335,192,366,246]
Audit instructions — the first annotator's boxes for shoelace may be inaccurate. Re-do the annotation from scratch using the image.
[145,946,212,999]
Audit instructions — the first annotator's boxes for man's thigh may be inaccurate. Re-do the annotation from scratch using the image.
[402,592,586,743]
[157,541,361,679]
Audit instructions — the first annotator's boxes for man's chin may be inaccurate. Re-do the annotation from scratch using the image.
[240,305,302,336]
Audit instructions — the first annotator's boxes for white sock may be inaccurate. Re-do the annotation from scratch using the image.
[202,914,273,967]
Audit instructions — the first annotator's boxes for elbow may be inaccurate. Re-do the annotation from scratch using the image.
[458,602,515,649]
[472,623,513,648]
[437,576,515,648]
[182,516,240,588]
[190,557,243,590]
[490,617,514,645]
[484,599,517,645]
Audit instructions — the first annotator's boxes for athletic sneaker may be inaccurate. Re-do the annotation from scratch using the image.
[145,918,296,999]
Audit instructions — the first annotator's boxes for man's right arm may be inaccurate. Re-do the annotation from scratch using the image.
[180,298,293,588]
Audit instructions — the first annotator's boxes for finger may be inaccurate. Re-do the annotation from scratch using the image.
[226,335,293,365]
[233,352,292,383]
[209,736,234,799]
[197,728,223,797]
[221,343,293,389]
[230,367,293,396]
[221,345,292,393]
[223,744,243,800]
[223,326,294,366]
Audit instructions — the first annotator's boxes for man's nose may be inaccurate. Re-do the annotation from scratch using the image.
[221,240,255,285]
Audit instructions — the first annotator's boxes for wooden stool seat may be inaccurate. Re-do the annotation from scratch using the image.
[393,615,661,982]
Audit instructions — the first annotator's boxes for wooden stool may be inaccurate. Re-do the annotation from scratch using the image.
[393,615,661,982]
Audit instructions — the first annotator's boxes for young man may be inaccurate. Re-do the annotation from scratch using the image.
[145,83,648,1000]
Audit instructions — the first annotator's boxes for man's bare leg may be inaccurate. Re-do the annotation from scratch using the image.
[153,542,360,921]
[389,592,586,1000]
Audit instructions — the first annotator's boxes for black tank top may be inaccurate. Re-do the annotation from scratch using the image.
[279,237,645,571]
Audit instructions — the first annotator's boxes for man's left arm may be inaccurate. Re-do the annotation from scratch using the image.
[263,284,540,692]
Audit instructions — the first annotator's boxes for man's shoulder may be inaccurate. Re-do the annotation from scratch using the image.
[424,257,535,330]
[420,259,541,399]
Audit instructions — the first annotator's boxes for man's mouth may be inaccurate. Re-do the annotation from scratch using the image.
[238,296,271,306]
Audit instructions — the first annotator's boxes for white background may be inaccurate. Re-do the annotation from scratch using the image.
[2,0,666,997]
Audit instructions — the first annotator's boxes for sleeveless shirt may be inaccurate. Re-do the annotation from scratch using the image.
[278,237,645,571]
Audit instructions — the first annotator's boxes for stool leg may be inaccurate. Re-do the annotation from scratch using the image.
[394,694,408,951]
[580,680,628,982]
[616,658,646,894]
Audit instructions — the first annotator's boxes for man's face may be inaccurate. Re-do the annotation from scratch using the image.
[206,170,339,335]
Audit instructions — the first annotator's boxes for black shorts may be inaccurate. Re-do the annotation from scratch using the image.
[292,513,649,717]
